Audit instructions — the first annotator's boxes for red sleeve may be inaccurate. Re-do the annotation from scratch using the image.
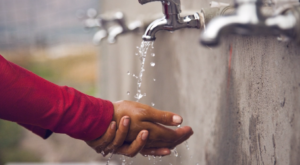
[0,55,114,141]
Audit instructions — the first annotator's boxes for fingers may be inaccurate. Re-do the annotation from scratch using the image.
[141,122,191,143]
[144,126,194,148]
[142,107,182,126]
[140,148,171,156]
[115,130,148,157]
[85,121,117,154]
[103,116,130,155]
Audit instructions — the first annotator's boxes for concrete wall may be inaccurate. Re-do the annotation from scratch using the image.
[99,0,300,164]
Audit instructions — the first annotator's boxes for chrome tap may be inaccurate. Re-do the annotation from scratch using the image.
[200,0,268,46]
[139,0,201,41]
[265,5,300,43]
[83,8,111,45]
[83,10,143,44]
[107,12,143,43]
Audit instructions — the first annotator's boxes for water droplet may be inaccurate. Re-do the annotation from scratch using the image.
[150,62,155,67]
[127,71,130,75]
[135,93,144,100]
[185,141,190,150]
[153,78,156,81]
[177,125,181,128]
[151,102,155,106]
[133,74,136,77]
[106,153,114,165]
[148,155,151,160]
[135,53,138,56]
[151,53,155,57]
[172,148,178,157]
[136,46,139,49]
[127,91,130,95]
[100,151,105,156]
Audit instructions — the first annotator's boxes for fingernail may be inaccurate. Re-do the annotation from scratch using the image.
[123,117,130,127]
[163,150,170,155]
[173,115,182,124]
[110,121,116,130]
[141,131,148,140]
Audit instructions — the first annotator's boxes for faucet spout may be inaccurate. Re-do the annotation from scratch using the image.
[140,0,201,41]
[201,3,262,46]
[142,17,168,41]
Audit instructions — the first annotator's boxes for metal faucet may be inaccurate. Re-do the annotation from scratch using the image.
[107,12,143,43]
[84,8,112,45]
[200,0,300,46]
[83,9,144,44]
[200,0,267,46]
[265,5,300,43]
[139,0,201,41]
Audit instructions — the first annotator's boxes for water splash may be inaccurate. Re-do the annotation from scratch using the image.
[177,125,181,128]
[151,53,155,57]
[150,62,155,67]
[134,41,153,102]
[151,102,155,106]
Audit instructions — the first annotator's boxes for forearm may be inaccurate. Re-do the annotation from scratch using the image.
[0,55,113,140]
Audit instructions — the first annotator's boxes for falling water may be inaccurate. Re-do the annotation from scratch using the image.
[106,153,114,165]
[134,41,154,102]
[185,141,190,150]
[150,62,156,67]
[172,148,179,157]
[122,156,126,165]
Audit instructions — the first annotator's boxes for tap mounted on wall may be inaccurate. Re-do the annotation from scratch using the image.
[139,0,201,41]
[200,0,300,46]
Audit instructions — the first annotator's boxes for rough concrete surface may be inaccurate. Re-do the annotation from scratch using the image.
[98,0,300,164]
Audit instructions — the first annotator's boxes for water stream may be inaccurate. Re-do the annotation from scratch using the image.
[134,41,154,102]
[120,41,194,165]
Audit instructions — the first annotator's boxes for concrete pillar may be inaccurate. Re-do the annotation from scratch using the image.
[98,0,300,164]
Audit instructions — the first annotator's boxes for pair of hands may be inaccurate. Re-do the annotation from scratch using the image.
[86,100,193,157]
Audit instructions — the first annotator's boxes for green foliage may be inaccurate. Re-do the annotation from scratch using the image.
[0,120,40,165]
[0,120,22,149]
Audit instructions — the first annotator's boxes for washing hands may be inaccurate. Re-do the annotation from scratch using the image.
[86,100,193,157]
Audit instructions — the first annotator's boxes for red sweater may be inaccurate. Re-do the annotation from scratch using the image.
[0,55,114,141]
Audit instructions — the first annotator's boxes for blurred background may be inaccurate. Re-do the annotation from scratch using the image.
[2,0,300,164]
[0,0,109,164]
